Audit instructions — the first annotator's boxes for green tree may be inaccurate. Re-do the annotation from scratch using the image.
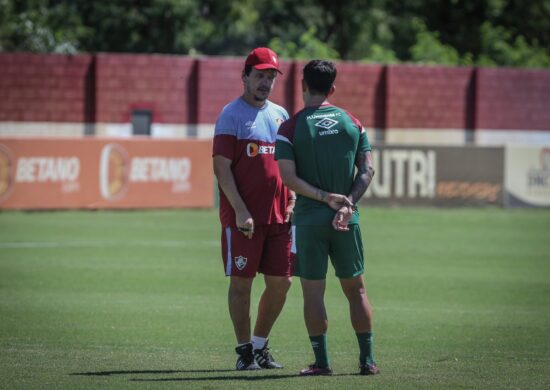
[478,21,550,67]
[409,19,473,65]
[0,0,549,68]
[0,0,86,53]
[73,0,204,54]
[268,27,340,60]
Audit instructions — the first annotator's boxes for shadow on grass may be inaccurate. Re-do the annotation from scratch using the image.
[70,369,234,376]
[71,369,357,381]
[129,373,300,382]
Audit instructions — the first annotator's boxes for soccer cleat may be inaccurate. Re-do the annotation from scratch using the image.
[359,362,380,375]
[299,363,333,376]
[253,340,283,369]
[235,343,261,371]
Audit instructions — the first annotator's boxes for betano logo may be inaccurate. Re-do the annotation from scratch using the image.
[129,157,191,185]
[100,143,193,201]
[246,143,275,157]
[0,144,14,201]
[15,156,80,182]
[99,143,130,201]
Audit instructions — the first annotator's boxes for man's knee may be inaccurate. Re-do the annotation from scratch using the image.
[229,276,253,298]
[265,275,292,295]
[341,275,367,298]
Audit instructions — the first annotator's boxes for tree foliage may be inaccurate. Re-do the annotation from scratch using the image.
[0,0,548,67]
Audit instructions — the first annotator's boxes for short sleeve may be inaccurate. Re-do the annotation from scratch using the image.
[214,109,236,137]
[358,130,372,152]
[275,118,296,161]
[275,139,295,161]
[343,109,371,152]
[213,134,236,160]
[213,108,238,160]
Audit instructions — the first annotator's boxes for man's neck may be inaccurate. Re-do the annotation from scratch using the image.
[305,96,329,107]
[241,94,267,108]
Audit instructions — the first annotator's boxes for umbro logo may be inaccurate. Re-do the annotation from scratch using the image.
[315,118,338,130]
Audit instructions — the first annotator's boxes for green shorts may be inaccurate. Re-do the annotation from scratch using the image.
[292,224,364,280]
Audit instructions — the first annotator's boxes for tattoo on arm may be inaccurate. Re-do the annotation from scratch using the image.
[317,189,327,202]
[349,151,375,205]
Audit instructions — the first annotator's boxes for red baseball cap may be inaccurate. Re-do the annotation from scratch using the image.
[245,47,283,74]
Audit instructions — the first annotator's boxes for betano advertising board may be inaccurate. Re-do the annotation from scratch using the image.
[0,138,214,209]
[0,140,547,209]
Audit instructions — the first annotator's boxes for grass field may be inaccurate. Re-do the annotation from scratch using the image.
[0,207,549,389]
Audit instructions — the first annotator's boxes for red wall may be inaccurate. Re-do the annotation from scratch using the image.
[330,62,385,129]
[0,52,549,133]
[196,57,242,124]
[0,53,92,123]
[476,68,550,130]
[386,65,474,130]
[196,57,294,123]
[95,53,196,124]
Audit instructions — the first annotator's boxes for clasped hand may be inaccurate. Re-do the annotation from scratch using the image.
[326,193,354,231]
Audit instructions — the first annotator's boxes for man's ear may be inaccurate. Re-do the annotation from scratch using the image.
[327,84,336,97]
[301,79,307,92]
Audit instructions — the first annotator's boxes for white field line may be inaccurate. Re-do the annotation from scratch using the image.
[0,240,219,249]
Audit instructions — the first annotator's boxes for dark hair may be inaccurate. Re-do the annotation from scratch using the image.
[244,64,253,76]
[303,60,337,96]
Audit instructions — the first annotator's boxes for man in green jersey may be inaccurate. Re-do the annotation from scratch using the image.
[275,60,379,376]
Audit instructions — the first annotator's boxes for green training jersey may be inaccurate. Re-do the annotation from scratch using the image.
[275,103,371,226]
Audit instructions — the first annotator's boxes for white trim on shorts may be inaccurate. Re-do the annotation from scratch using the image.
[291,225,297,254]
[225,227,232,276]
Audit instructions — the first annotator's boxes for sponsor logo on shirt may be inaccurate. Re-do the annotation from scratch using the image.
[315,118,339,136]
[306,112,342,120]
[247,143,275,157]
[315,118,338,129]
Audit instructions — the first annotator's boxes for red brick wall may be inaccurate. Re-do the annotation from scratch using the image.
[330,62,385,129]
[291,61,305,114]
[1,52,550,135]
[0,53,92,122]
[196,58,242,125]
[95,53,196,123]
[386,65,474,129]
[196,57,293,124]
[476,68,550,130]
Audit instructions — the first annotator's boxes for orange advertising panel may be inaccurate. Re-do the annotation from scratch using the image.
[0,138,214,209]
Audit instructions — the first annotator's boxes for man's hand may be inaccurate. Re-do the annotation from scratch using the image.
[284,199,295,223]
[332,205,353,231]
[325,193,353,211]
[236,210,254,239]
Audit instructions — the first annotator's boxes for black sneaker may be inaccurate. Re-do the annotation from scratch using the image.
[253,340,283,369]
[235,343,260,371]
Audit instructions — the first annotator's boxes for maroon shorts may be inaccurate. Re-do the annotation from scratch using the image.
[221,223,293,278]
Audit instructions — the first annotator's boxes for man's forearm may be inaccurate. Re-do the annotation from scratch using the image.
[281,173,328,203]
[278,159,351,211]
[348,151,375,205]
[213,157,248,214]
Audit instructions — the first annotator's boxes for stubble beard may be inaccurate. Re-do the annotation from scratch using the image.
[254,87,270,103]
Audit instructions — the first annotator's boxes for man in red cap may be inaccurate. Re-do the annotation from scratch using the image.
[212,47,295,370]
